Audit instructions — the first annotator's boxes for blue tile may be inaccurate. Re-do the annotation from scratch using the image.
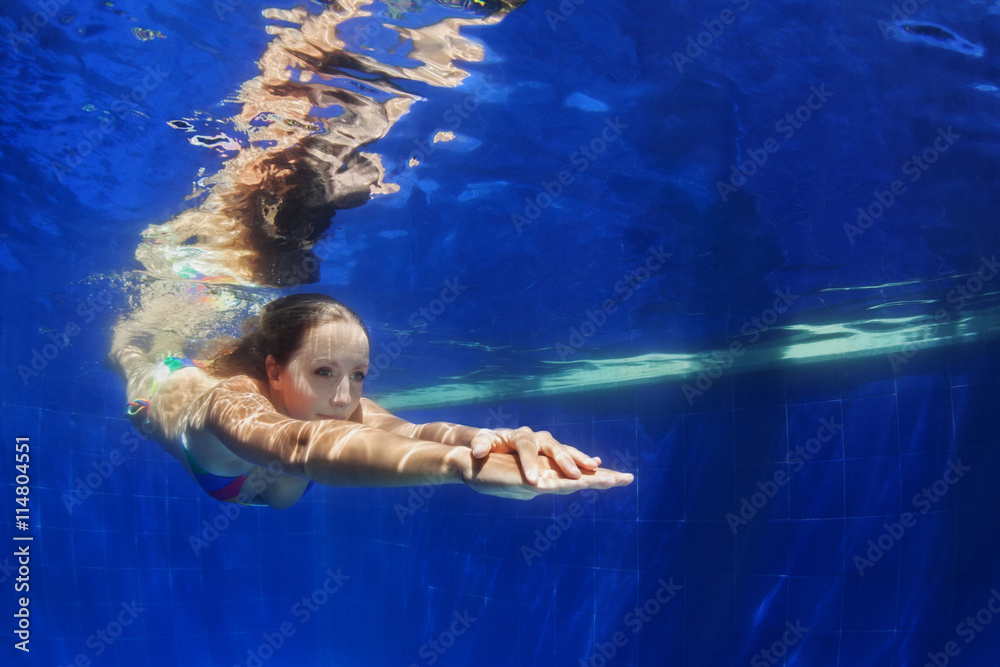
[736,520,791,576]
[839,631,895,664]
[681,373,734,414]
[788,630,841,665]
[786,520,844,576]
[838,356,897,398]
[635,378,686,417]
[685,466,735,521]
[733,369,786,409]
[898,511,957,573]
[683,623,735,666]
[894,628,959,667]
[738,620,810,666]
[594,519,639,570]
[949,340,1000,387]
[635,520,685,575]
[952,384,1000,448]
[552,565,596,613]
[898,388,954,453]
[787,575,843,631]
[784,363,841,404]
[683,574,734,628]
[897,571,955,629]
[843,395,899,458]
[844,516,902,578]
[637,414,684,468]
[594,418,638,470]
[789,460,844,520]
[786,401,844,461]
[684,520,736,575]
[845,456,901,517]
[637,467,684,521]
[552,607,595,657]
[843,573,898,630]
[734,405,788,465]
[955,509,1000,569]
[683,411,735,468]
[735,463,791,523]
[734,575,788,629]
[951,447,1000,512]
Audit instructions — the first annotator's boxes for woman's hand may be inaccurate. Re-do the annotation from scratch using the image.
[453,448,633,500]
[469,426,603,485]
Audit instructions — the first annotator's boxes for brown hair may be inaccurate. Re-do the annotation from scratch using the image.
[208,293,368,382]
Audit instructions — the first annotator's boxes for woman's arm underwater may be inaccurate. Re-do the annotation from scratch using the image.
[190,377,633,498]
[357,398,606,484]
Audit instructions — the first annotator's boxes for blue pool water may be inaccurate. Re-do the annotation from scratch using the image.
[3,0,1000,665]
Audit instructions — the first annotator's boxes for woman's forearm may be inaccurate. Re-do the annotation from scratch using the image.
[405,422,481,447]
[358,399,481,446]
[299,421,468,487]
[203,380,469,488]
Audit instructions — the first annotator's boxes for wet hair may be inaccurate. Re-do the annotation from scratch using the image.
[208,293,368,382]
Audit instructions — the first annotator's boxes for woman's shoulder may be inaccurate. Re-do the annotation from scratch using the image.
[152,370,268,440]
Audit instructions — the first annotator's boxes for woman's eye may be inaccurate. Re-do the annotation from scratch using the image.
[351,372,366,382]
[315,368,332,377]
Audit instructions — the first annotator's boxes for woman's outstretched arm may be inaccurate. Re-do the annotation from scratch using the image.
[357,397,605,484]
[192,377,632,498]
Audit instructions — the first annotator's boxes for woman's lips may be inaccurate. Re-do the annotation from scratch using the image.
[317,414,341,420]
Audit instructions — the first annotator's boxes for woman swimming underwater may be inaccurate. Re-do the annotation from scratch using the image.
[111,294,632,508]
[109,1,632,506]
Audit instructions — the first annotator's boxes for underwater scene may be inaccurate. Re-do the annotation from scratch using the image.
[3,0,1000,665]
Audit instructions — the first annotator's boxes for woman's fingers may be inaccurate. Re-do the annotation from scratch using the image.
[468,426,625,489]
[510,429,541,484]
[534,431,603,477]
[470,429,496,458]
[534,467,634,494]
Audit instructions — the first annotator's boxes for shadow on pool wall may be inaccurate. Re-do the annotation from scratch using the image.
[4,337,998,666]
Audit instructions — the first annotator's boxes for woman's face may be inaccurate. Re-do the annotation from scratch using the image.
[266,319,370,421]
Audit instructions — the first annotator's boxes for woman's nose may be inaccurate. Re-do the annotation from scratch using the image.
[331,377,351,403]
